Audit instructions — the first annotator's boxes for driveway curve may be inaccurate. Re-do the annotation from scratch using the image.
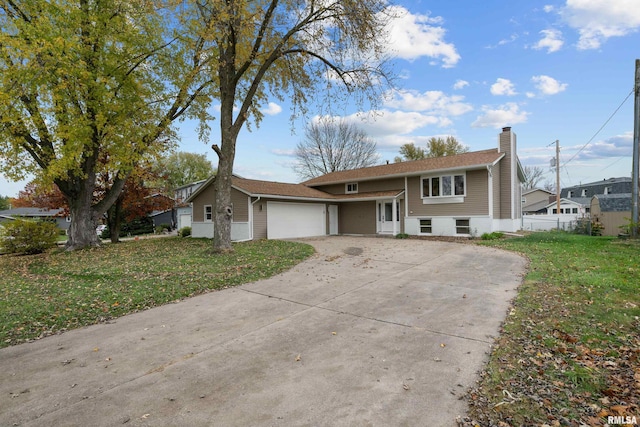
[0,236,526,427]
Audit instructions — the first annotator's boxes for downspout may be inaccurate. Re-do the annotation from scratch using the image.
[250,196,261,240]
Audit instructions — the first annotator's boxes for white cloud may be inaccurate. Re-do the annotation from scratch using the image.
[384,89,473,116]
[531,75,568,95]
[270,148,295,157]
[261,102,282,116]
[384,5,460,68]
[490,78,517,96]
[533,29,564,53]
[571,131,633,160]
[471,103,529,128]
[543,5,555,13]
[559,0,640,49]
[453,79,469,90]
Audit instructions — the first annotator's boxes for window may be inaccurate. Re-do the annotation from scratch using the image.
[553,208,558,214]
[581,189,587,197]
[421,174,465,198]
[65,216,71,223]
[455,219,470,235]
[419,219,432,234]
[568,191,574,198]
[572,208,578,214]
[604,186,612,195]
[346,183,358,194]
[204,205,212,222]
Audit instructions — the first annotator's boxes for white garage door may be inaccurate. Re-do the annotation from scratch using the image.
[267,202,326,239]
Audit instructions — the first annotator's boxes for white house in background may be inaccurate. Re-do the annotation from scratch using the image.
[174,179,207,230]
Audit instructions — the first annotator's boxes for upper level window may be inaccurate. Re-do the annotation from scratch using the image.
[581,189,587,197]
[604,186,612,195]
[422,174,465,198]
[567,190,574,198]
[346,183,358,194]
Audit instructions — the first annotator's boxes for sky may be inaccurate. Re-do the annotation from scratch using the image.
[2,0,639,198]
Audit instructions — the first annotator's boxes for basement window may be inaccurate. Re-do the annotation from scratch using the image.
[419,219,432,234]
[455,219,470,235]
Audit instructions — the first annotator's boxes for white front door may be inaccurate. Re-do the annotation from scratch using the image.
[328,205,338,235]
[377,201,399,234]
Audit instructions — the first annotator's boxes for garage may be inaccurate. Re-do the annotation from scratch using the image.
[267,202,326,239]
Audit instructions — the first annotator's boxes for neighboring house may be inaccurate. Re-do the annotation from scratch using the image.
[0,207,71,232]
[174,180,207,230]
[522,188,555,215]
[561,177,631,199]
[590,193,632,236]
[544,198,590,215]
[145,193,176,229]
[186,127,524,240]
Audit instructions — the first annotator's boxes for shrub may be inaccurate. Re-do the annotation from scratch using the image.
[0,219,58,254]
[395,233,409,239]
[155,223,171,234]
[179,226,191,237]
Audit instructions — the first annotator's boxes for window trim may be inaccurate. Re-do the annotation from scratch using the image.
[455,218,470,235]
[421,173,466,204]
[345,182,359,194]
[419,218,432,234]
[204,205,213,222]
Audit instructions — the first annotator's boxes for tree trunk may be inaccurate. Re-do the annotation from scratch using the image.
[212,131,236,253]
[106,198,123,243]
[66,199,101,250]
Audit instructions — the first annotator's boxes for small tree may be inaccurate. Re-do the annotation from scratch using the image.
[0,195,10,210]
[394,143,426,162]
[395,136,467,162]
[294,117,379,180]
[425,136,468,158]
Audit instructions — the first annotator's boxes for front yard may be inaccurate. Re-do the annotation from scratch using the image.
[0,237,314,348]
[465,232,639,426]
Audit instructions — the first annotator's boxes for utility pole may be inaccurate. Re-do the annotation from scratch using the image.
[632,59,639,238]
[555,140,561,217]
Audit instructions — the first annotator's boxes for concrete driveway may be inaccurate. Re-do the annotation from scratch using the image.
[0,236,526,427]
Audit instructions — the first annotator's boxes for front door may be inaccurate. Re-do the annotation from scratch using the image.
[377,201,399,234]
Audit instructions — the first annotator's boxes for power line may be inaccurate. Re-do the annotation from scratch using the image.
[561,88,634,168]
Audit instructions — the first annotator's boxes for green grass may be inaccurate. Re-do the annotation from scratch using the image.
[467,232,640,426]
[0,237,314,348]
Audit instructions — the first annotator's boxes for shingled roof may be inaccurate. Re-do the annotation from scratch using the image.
[302,149,504,186]
[593,193,632,212]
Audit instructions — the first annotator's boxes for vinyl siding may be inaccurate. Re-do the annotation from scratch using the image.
[252,199,267,239]
[340,201,376,234]
[192,185,249,222]
[315,178,404,195]
[406,169,489,217]
[493,166,501,218]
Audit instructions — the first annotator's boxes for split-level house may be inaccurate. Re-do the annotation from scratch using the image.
[186,127,525,239]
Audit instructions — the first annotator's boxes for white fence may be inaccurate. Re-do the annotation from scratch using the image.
[522,214,583,232]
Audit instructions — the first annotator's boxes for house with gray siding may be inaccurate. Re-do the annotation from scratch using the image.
[186,127,525,240]
[0,207,71,232]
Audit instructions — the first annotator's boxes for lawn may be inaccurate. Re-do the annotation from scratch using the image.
[464,232,640,426]
[0,237,315,348]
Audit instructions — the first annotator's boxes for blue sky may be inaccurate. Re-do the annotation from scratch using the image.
[2,0,639,197]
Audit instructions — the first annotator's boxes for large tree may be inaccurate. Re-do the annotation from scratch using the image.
[149,152,216,194]
[0,0,217,250]
[523,165,546,190]
[293,117,379,180]
[194,0,393,252]
[0,194,10,210]
[395,136,468,162]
